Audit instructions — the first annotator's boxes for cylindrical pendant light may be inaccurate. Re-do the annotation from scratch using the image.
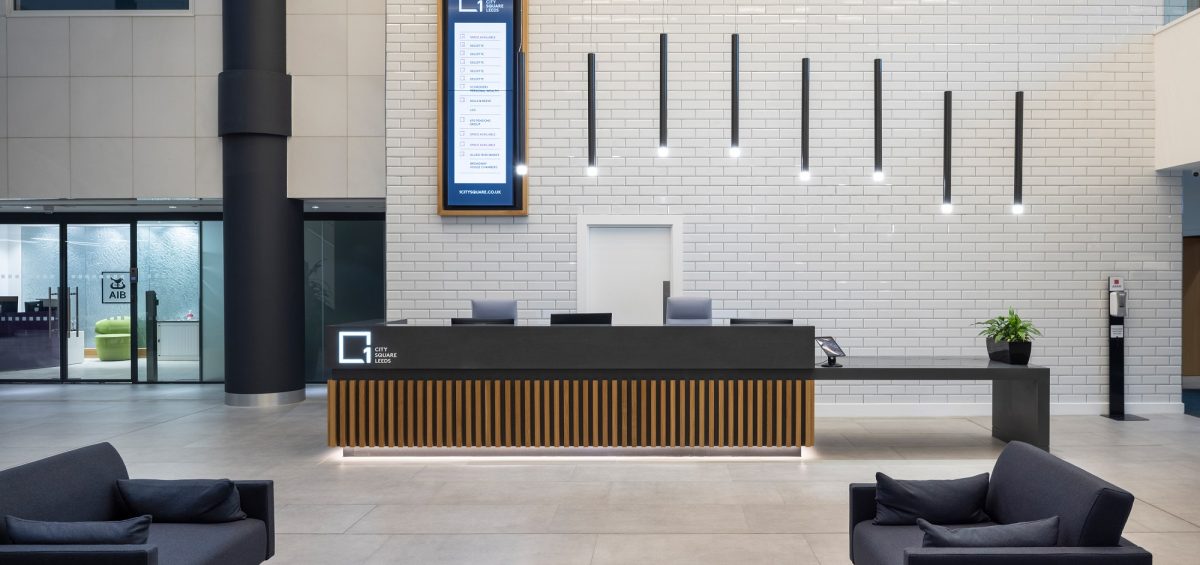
[729,33,741,158]
[658,33,669,157]
[942,90,953,214]
[872,58,884,181]
[799,57,811,181]
[1013,91,1025,215]
[514,47,528,176]
[587,52,597,176]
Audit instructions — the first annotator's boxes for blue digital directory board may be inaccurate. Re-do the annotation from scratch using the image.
[441,0,526,215]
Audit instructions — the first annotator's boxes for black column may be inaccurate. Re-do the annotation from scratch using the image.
[219,0,304,406]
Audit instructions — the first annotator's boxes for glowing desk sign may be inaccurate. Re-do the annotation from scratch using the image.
[439,0,528,216]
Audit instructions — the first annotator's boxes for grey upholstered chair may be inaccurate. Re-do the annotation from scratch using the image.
[848,441,1152,565]
[665,296,713,326]
[471,299,518,321]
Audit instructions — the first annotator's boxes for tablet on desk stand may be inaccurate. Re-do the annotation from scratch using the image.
[816,336,845,367]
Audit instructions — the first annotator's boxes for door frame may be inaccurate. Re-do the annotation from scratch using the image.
[576,215,684,315]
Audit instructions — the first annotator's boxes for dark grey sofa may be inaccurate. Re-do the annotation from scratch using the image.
[0,443,274,565]
[850,442,1152,565]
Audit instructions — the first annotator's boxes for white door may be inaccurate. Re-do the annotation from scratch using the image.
[584,226,672,325]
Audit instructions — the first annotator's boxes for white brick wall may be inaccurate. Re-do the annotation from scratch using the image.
[386,0,1183,413]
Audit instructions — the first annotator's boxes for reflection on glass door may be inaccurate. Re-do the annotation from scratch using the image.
[137,221,201,382]
[67,224,133,381]
[0,225,61,380]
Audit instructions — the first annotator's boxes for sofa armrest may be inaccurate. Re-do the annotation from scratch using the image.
[235,480,275,559]
[904,543,1153,565]
[849,483,877,562]
[0,545,158,565]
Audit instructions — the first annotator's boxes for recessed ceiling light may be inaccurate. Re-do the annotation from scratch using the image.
[311,205,320,209]
[23,206,32,209]
[168,205,177,209]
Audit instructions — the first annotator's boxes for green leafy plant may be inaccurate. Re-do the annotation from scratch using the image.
[974,308,1042,343]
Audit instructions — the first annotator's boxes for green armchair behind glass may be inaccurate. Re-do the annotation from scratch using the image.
[94,316,132,362]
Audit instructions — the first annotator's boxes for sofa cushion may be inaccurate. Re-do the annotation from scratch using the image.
[118,479,246,524]
[853,522,925,565]
[0,443,129,543]
[5,515,151,545]
[987,442,1134,547]
[874,472,990,525]
[853,522,1000,565]
[918,516,1059,548]
[147,521,267,565]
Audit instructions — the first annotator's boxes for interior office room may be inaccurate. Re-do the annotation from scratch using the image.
[1,0,1200,564]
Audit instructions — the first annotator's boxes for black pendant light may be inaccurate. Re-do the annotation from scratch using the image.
[800,57,811,181]
[1013,91,1025,215]
[514,47,527,176]
[659,33,669,157]
[587,52,597,176]
[942,90,953,214]
[872,58,883,181]
[730,33,741,158]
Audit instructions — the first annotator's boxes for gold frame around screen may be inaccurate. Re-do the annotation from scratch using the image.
[437,0,530,217]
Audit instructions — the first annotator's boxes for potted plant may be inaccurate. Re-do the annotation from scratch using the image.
[974,308,1041,365]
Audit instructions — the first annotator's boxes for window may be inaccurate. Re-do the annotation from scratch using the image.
[14,0,188,10]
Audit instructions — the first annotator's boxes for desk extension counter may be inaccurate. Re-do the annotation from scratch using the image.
[326,323,817,453]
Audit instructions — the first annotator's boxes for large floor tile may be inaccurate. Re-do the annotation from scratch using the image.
[365,534,596,565]
[549,503,749,534]
[348,504,559,534]
[592,533,819,565]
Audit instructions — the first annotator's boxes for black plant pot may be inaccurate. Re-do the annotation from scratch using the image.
[985,338,1032,365]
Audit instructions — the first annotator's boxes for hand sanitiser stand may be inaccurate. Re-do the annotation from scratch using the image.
[1103,277,1146,421]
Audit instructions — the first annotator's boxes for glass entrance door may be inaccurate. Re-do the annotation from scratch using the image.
[137,221,201,382]
[0,225,61,381]
[66,224,134,381]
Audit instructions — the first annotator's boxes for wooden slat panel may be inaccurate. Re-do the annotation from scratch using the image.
[326,376,814,451]
[327,380,337,446]
[368,381,377,447]
[717,380,725,447]
[690,380,699,447]
[754,380,762,447]
[804,379,815,447]
[576,381,585,446]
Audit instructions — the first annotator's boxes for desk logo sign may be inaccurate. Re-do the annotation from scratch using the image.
[101,271,130,304]
[338,331,399,365]
[338,331,373,364]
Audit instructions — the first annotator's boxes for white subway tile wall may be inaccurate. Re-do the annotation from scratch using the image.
[392,0,1181,412]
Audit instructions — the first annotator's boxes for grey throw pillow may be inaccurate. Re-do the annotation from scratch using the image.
[919,516,1060,548]
[874,472,990,525]
[117,479,246,524]
[5,515,151,545]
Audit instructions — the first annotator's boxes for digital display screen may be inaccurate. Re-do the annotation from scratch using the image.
[442,0,523,211]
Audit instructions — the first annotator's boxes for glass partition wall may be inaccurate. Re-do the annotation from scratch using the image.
[0,216,382,384]
[66,224,134,380]
[0,219,211,382]
[0,225,61,381]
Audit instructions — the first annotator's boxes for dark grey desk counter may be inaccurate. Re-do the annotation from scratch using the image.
[814,356,1050,450]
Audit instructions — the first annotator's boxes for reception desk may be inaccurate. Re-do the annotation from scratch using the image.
[325,322,817,452]
[325,323,1052,454]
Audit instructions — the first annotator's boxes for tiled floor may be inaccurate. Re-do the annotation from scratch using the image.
[1,383,1198,564]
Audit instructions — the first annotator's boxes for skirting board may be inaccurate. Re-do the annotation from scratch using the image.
[817,402,1184,418]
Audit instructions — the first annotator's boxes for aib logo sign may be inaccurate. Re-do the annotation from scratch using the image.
[101,271,130,304]
[338,331,373,364]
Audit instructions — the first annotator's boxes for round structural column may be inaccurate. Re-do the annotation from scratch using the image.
[219,0,304,406]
